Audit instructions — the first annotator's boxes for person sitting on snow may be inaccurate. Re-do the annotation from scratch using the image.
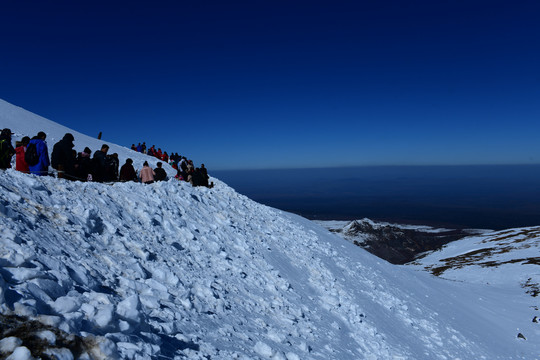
[119,158,137,182]
[154,162,167,182]
[140,161,155,184]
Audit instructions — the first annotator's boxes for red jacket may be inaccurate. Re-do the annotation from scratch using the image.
[15,146,29,173]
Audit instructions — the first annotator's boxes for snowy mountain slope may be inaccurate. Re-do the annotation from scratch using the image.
[407,227,540,353]
[409,226,540,294]
[2,170,537,360]
[1,99,539,359]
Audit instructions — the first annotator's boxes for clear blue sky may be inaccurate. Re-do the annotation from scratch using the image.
[1,0,539,170]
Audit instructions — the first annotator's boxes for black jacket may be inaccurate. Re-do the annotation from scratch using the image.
[107,156,119,182]
[120,163,137,181]
[76,153,93,181]
[92,150,108,182]
[51,138,75,172]
[0,135,15,169]
[154,167,167,181]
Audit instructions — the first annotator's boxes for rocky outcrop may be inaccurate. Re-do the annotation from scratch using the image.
[330,219,476,264]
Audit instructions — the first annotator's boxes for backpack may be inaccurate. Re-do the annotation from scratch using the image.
[0,139,8,167]
[25,142,39,166]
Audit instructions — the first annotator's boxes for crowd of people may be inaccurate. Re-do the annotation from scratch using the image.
[131,142,171,163]
[131,140,212,187]
[0,128,213,187]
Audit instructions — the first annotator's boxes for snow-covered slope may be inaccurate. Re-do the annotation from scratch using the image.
[409,226,540,295]
[1,99,539,359]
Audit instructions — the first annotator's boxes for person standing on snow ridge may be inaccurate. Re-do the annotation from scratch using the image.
[200,163,209,180]
[140,161,155,184]
[51,133,76,180]
[0,128,16,170]
[199,164,213,188]
[76,147,93,181]
[15,136,30,173]
[106,153,119,182]
[0,128,15,169]
[148,145,156,157]
[28,131,50,176]
[92,144,110,182]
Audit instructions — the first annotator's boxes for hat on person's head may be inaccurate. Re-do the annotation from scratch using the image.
[1,128,13,137]
[63,133,75,141]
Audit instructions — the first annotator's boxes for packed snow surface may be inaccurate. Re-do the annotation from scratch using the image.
[409,226,540,289]
[1,98,539,359]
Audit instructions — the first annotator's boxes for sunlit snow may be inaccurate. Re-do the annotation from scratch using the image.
[0,98,538,359]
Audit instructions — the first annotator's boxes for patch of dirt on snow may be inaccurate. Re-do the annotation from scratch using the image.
[426,228,540,277]
[427,251,540,277]
[522,278,540,297]
[482,228,540,244]
[0,314,88,359]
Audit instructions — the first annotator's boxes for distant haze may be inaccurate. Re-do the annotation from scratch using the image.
[214,165,540,229]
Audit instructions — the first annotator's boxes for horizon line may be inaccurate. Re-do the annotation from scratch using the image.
[212,163,540,172]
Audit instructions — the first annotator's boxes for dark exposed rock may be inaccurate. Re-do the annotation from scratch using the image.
[328,219,477,265]
[522,278,540,297]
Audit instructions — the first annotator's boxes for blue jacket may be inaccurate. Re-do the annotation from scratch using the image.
[28,139,50,176]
